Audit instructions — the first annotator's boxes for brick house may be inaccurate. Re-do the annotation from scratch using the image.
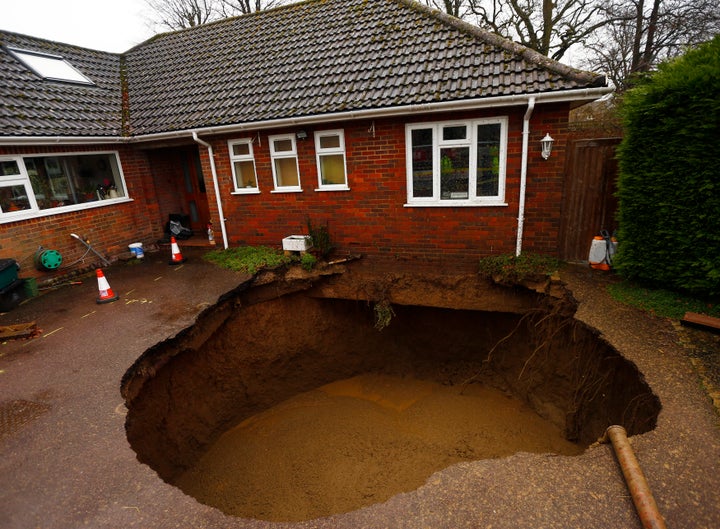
[0,0,610,280]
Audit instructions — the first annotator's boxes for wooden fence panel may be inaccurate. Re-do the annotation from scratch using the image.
[559,137,621,261]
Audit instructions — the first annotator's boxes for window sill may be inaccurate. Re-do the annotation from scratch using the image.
[314,186,350,192]
[270,189,303,194]
[1,197,133,225]
[403,201,508,208]
[231,189,261,195]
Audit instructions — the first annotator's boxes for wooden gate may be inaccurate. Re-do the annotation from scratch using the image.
[559,137,621,261]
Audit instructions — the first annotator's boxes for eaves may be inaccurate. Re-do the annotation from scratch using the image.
[0,86,613,147]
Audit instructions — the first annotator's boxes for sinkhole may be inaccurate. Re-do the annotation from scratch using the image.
[121,266,661,523]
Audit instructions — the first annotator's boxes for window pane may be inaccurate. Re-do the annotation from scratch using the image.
[443,125,467,141]
[476,124,501,197]
[0,184,31,212]
[9,48,93,85]
[273,139,293,153]
[234,160,257,188]
[319,135,340,150]
[274,157,299,187]
[319,154,345,185]
[232,143,250,156]
[27,153,124,209]
[411,128,433,198]
[29,157,71,209]
[440,147,469,200]
[0,160,21,176]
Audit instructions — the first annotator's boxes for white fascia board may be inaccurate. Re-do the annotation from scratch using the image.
[0,135,128,146]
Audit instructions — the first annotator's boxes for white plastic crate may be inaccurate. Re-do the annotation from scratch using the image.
[282,235,312,252]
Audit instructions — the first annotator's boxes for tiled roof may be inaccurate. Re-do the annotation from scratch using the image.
[1,0,606,139]
[0,32,123,137]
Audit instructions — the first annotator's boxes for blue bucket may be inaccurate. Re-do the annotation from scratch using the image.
[128,243,144,258]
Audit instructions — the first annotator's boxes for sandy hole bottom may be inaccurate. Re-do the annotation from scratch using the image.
[175,373,582,522]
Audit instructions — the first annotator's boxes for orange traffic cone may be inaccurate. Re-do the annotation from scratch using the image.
[96,268,119,304]
[168,236,187,265]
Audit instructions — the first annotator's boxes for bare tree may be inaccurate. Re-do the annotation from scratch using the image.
[424,0,617,61]
[585,0,720,89]
[423,0,474,19]
[217,0,289,16]
[423,0,719,87]
[475,0,615,60]
[145,0,219,30]
[145,0,293,31]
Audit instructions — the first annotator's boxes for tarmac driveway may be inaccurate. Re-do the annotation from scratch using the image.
[1,250,718,529]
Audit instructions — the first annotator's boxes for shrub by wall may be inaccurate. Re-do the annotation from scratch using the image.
[615,36,720,296]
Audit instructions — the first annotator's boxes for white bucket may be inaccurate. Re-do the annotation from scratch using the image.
[128,243,144,259]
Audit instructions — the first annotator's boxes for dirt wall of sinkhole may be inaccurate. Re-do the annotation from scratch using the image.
[121,268,661,485]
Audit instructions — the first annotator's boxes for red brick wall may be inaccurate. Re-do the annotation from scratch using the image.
[0,144,162,282]
[1,103,572,282]
[523,103,572,255]
[200,104,571,263]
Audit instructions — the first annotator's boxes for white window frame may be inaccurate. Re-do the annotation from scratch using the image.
[405,117,508,207]
[0,151,130,224]
[0,159,38,220]
[228,138,260,194]
[314,129,349,191]
[269,134,302,193]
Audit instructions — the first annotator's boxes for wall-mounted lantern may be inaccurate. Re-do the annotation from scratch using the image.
[540,133,554,160]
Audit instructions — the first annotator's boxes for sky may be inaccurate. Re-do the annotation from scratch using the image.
[1,0,156,53]
[1,0,590,68]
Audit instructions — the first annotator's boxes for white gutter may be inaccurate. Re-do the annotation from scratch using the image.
[516,97,536,257]
[191,131,229,250]
[0,86,612,146]
[0,135,131,146]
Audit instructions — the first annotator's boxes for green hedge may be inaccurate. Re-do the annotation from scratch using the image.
[615,36,720,296]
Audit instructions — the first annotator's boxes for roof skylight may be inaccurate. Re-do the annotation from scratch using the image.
[8,48,94,85]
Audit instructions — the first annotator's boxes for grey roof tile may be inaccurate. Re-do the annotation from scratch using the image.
[0,31,123,136]
[1,0,605,139]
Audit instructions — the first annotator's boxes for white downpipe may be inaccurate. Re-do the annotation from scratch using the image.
[192,131,229,249]
[516,97,535,257]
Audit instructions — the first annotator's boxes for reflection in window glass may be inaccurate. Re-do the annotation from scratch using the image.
[26,154,124,210]
[0,184,31,212]
[440,147,470,200]
[476,123,501,197]
[443,125,467,141]
[411,128,433,198]
[0,160,21,176]
[1,152,127,220]
[232,143,250,157]
[319,135,340,149]
[273,139,293,153]
[406,118,507,205]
